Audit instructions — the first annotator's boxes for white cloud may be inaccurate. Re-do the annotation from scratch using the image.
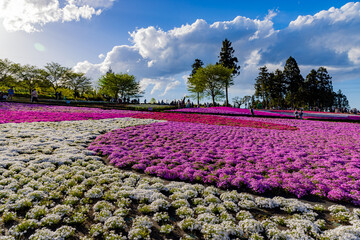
[0,0,114,32]
[162,80,181,96]
[348,48,360,64]
[74,14,276,96]
[74,2,360,101]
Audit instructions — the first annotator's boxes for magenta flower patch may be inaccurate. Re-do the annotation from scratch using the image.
[0,102,138,123]
[89,120,360,205]
[133,112,297,130]
[169,107,289,118]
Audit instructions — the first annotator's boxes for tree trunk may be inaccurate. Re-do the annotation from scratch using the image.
[197,92,200,107]
[225,83,229,106]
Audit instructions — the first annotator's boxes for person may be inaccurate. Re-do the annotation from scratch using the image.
[299,108,304,120]
[31,89,38,103]
[186,99,191,108]
[58,92,62,100]
[294,109,299,119]
[7,87,14,100]
[251,108,254,117]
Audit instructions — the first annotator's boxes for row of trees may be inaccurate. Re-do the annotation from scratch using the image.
[0,59,143,101]
[187,39,240,106]
[253,57,349,110]
[0,59,92,98]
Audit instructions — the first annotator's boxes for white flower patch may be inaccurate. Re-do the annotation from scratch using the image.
[238,219,263,234]
[176,206,194,219]
[149,198,170,211]
[40,214,62,226]
[220,190,239,203]
[197,213,219,224]
[129,216,153,240]
[1,116,360,239]
[153,212,170,223]
[286,218,320,238]
[103,216,126,230]
[0,118,158,165]
[255,197,279,209]
[178,217,201,231]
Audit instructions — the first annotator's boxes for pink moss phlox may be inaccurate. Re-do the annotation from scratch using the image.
[170,107,289,118]
[133,112,297,130]
[89,119,360,205]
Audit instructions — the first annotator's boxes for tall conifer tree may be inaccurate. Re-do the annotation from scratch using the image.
[217,39,240,106]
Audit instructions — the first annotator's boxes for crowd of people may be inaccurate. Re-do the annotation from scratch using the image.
[0,87,14,101]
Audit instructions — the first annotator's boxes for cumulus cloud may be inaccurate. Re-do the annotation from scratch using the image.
[74,2,360,99]
[74,12,277,95]
[0,0,113,32]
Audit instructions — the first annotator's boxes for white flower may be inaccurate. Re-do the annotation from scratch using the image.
[197,213,219,224]
[176,206,194,219]
[238,219,263,234]
[103,216,126,230]
[40,214,62,226]
[93,200,115,212]
[54,225,75,239]
[178,217,201,231]
[85,187,103,199]
[150,199,170,211]
[94,209,113,222]
[29,228,55,240]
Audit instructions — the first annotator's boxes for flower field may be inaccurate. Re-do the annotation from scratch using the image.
[90,118,360,204]
[169,107,290,118]
[1,102,360,239]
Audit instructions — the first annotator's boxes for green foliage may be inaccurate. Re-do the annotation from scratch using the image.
[149,97,156,104]
[283,56,305,108]
[188,59,205,106]
[43,62,70,93]
[98,72,142,100]
[217,38,240,77]
[0,58,95,100]
[252,57,349,110]
[217,38,240,106]
[65,72,92,98]
[191,64,233,105]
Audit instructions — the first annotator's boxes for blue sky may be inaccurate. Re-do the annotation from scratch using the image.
[0,0,359,108]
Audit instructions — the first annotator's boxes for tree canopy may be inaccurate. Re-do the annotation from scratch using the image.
[43,62,70,93]
[191,64,233,105]
[98,72,142,100]
[217,39,240,106]
[253,56,350,110]
[188,59,205,106]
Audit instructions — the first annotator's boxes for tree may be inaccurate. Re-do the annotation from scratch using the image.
[188,59,205,106]
[268,69,285,108]
[98,72,142,100]
[13,64,42,94]
[304,69,319,107]
[217,39,240,106]
[232,95,251,108]
[65,72,92,98]
[334,89,349,110]
[149,98,156,104]
[43,62,69,94]
[316,67,334,108]
[283,56,304,108]
[192,64,233,105]
[0,59,15,85]
[254,66,270,108]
